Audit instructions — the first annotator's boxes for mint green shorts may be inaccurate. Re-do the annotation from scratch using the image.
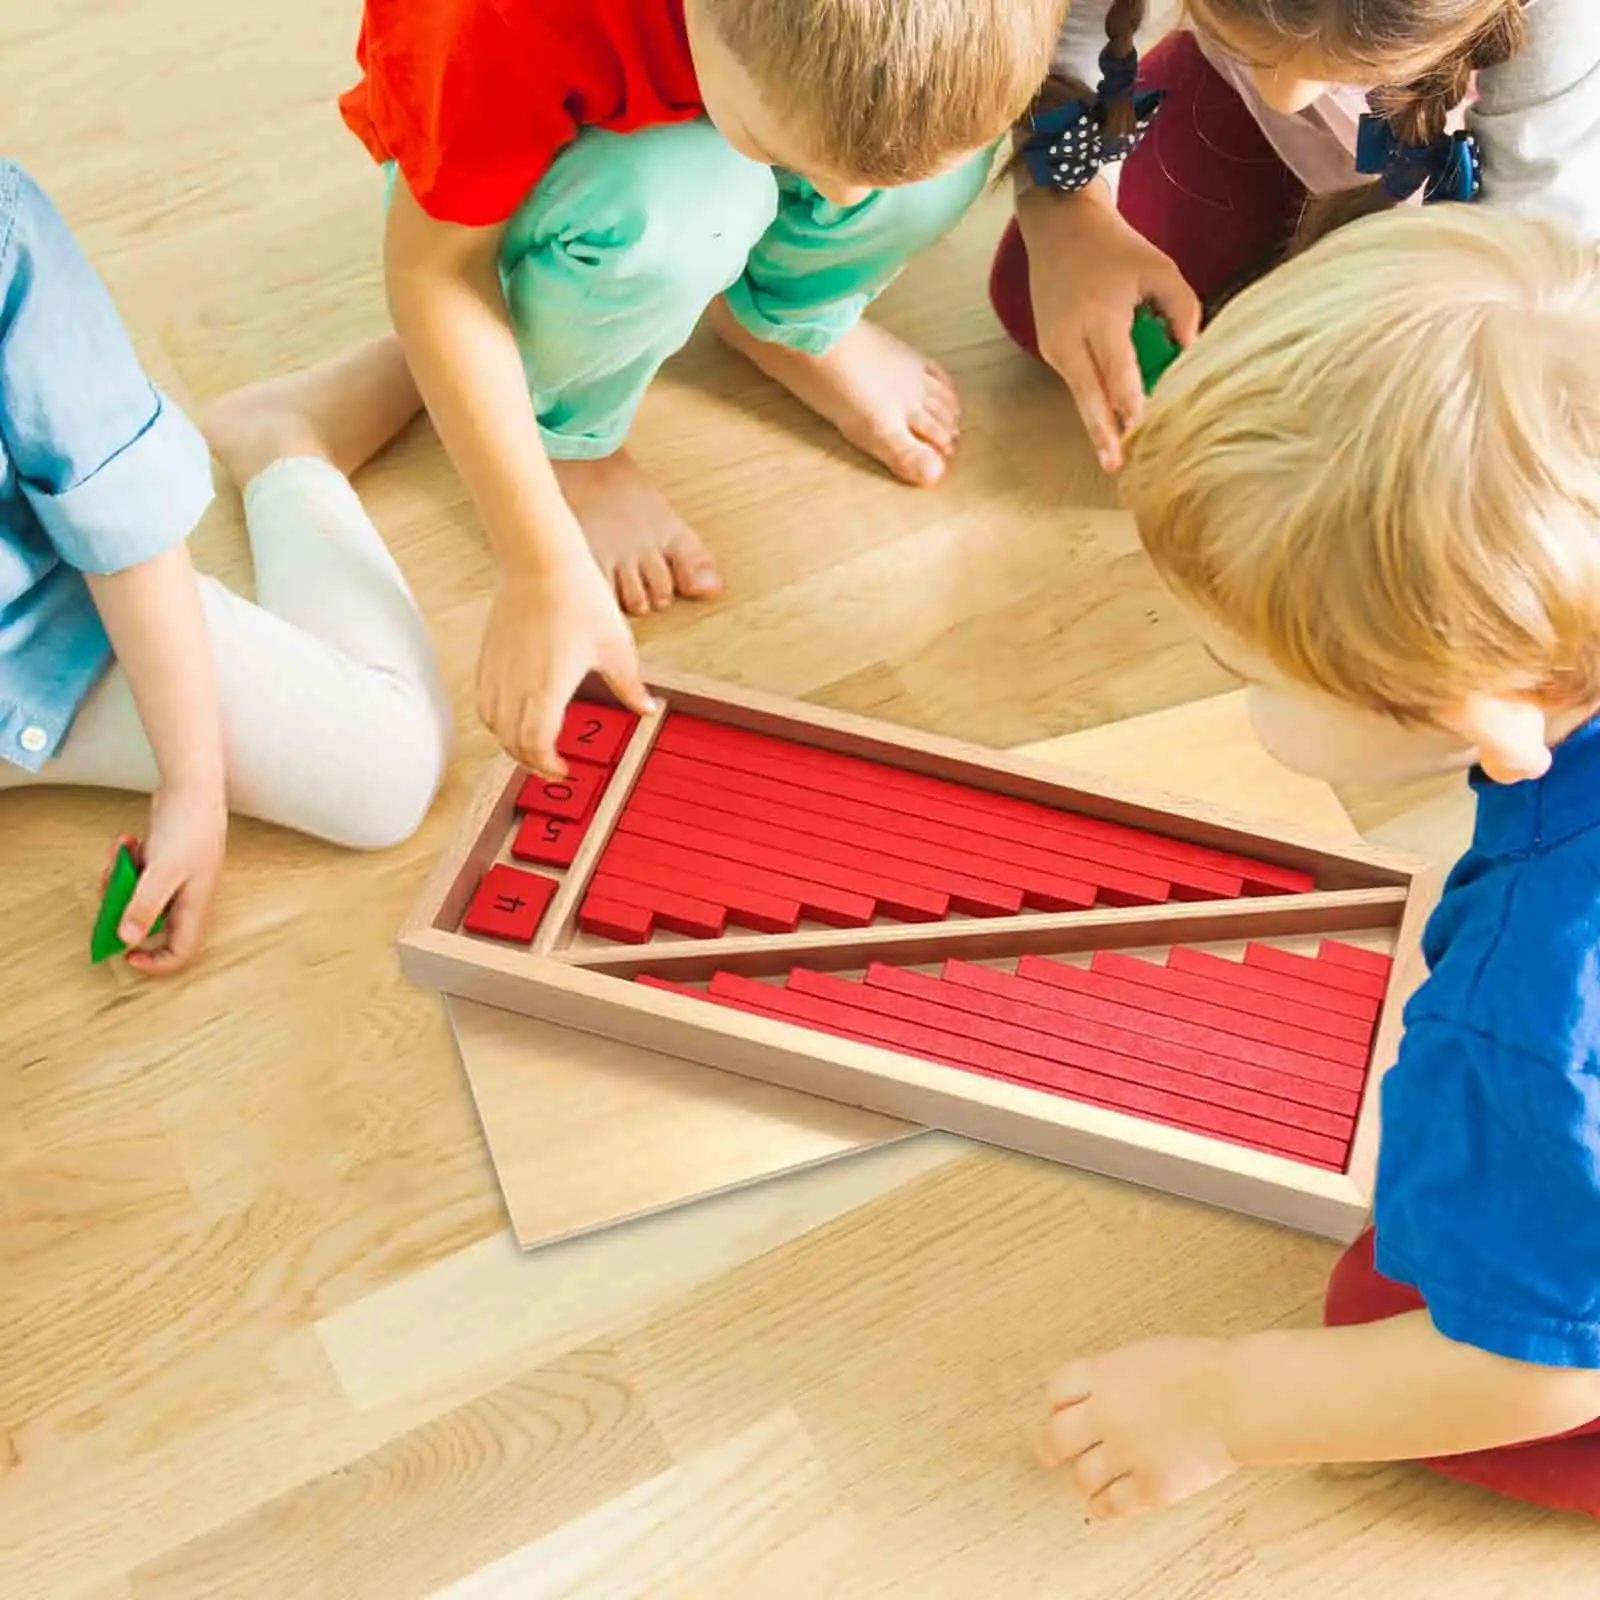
[485,122,994,458]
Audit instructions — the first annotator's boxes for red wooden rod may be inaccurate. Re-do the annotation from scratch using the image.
[1092,952,1375,1045]
[1016,956,1371,1070]
[944,959,1367,1094]
[660,714,1309,894]
[1167,947,1381,1022]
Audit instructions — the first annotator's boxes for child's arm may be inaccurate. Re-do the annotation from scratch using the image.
[1472,0,1600,239]
[1041,1313,1600,1520]
[0,162,222,970]
[1014,173,1199,476]
[382,181,655,777]
[82,543,227,970]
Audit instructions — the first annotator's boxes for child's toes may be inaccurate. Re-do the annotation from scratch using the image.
[637,549,678,611]
[663,530,724,599]
[879,426,947,486]
[912,400,958,456]
[925,361,961,416]
[614,562,652,618]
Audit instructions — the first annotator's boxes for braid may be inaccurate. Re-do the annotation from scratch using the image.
[1003,0,1150,183]
[1101,0,1150,138]
[1293,0,1525,250]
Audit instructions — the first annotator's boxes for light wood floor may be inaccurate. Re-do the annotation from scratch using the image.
[3,3,1588,1595]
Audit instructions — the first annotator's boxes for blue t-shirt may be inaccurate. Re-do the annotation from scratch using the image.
[1376,715,1600,1368]
[0,160,213,772]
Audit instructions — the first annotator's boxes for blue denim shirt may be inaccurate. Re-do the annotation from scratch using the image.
[0,160,213,772]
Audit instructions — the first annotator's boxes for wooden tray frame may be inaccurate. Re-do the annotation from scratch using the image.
[400,671,1440,1241]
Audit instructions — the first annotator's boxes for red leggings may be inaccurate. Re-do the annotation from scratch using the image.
[1326,1230,1600,1515]
[990,29,1308,357]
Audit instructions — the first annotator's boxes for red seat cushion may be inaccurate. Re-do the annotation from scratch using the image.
[1326,1230,1600,1515]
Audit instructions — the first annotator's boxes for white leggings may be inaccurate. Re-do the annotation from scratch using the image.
[0,458,453,849]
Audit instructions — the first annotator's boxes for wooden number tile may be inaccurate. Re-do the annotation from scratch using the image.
[577,894,655,944]
[511,810,587,868]
[557,700,637,767]
[462,864,557,944]
[517,763,610,822]
[1166,947,1381,1023]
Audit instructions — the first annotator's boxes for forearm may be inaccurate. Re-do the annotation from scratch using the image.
[1014,171,1112,240]
[382,184,584,576]
[1221,1312,1600,1466]
[84,544,224,795]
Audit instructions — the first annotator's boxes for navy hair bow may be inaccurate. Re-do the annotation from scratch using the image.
[1354,112,1483,204]
[1022,44,1165,194]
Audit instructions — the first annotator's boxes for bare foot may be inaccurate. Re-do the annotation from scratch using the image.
[202,335,423,488]
[707,300,959,486]
[554,452,724,617]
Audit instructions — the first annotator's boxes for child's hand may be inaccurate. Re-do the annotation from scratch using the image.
[113,784,229,975]
[477,546,657,777]
[1039,1336,1240,1521]
[1017,185,1200,473]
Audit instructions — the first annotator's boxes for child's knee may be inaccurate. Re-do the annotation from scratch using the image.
[502,123,778,336]
[838,148,994,262]
[328,686,454,851]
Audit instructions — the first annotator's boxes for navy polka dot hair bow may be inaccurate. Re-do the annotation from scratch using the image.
[1354,109,1483,203]
[1021,44,1165,193]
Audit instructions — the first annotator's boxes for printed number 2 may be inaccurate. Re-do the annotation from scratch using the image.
[576,718,603,746]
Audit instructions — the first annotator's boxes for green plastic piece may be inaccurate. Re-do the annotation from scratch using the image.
[91,843,166,963]
[1131,303,1182,394]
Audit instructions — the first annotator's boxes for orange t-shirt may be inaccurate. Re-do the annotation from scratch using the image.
[340,0,704,226]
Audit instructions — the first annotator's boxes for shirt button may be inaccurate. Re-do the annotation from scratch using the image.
[19,725,48,754]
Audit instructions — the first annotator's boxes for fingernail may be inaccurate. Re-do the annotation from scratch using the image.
[119,919,142,944]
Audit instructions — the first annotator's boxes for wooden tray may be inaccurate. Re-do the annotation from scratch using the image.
[406,672,1437,1242]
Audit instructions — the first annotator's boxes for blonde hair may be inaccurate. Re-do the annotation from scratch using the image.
[1121,208,1600,722]
[701,0,1068,185]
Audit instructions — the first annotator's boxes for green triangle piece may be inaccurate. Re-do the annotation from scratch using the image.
[90,843,166,963]
[1131,303,1182,395]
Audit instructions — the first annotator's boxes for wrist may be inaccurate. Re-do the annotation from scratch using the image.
[1212,1335,1274,1469]
[1015,176,1113,238]
[159,749,227,807]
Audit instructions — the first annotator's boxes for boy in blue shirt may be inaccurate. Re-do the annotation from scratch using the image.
[1039,207,1600,1518]
[0,162,451,971]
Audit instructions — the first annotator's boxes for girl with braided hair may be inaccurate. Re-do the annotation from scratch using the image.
[991,0,1600,472]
